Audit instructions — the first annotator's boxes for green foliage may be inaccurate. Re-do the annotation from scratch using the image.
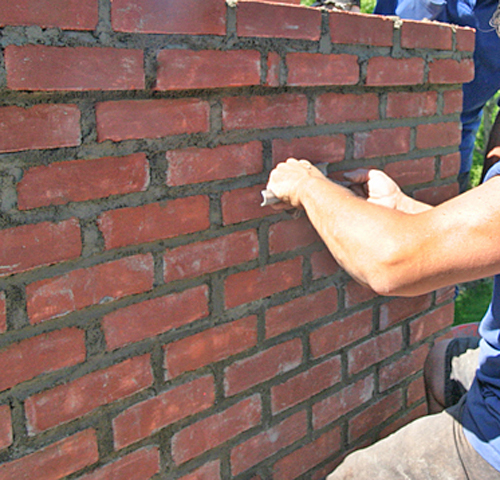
[300,0,376,12]
[470,92,500,188]
[454,279,493,325]
[361,0,376,12]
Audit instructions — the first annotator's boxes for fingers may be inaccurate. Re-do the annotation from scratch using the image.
[343,168,369,184]
[298,159,312,169]
[266,158,318,209]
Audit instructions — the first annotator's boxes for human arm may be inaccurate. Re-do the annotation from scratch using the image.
[267,159,500,296]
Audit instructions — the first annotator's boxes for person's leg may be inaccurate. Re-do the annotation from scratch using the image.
[423,336,480,414]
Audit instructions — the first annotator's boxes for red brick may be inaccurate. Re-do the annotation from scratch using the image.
[366,57,424,86]
[0,405,12,451]
[0,430,98,480]
[221,184,278,224]
[354,127,410,159]
[269,216,321,254]
[113,375,215,449]
[407,375,426,406]
[428,58,474,84]
[410,303,454,343]
[315,92,379,125]
[310,308,372,359]
[380,402,427,438]
[266,52,281,87]
[0,104,80,153]
[26,355,153,433]
[111,0,226,35]
[224,339,303,396]
[286,53,359,86]
[414,182,458,205]
[77,447,160,480]
[0,0,98,30]
[271,356,341,413]
[224,257,302,309]
[379,294,432,330]
[349,391,402,441]
[0,292,6,334]
[379,344,429,391]
[456,26,475,52]
[222,94,308,131]
[384,157,435,187]
[272,135,346,166]
[172,395,262,464]
[164,230,258,282]
[329,11,393,46]
[435,285,455,304]
[96,99,209,142]
[237,1,321,40]
[311,460,340,480]
[273,427,341,480]
[443,89,463,115]
[27,254,154,324]
[386,91,437,119]
[348,327,403,375]
[167,141,263,186]
[178,461,221,480]
[416,122,461,149]
[311,248,339,279]
[265,286,338,338]
[344,280,377,307]
[98,196,210,250]
[6,45,144,91]
[231,411,307,475]
[0,218,81,278]
[103,285,209,350]
[0,328,85,392]
[157,50,260,90]
[313,375,374,430]
[18,153,149,210]
[165,316,258,378]
[401,20,452,50]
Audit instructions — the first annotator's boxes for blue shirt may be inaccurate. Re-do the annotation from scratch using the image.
[462,161,500,471]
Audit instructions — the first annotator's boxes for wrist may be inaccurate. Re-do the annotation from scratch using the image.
[297,175,327,206]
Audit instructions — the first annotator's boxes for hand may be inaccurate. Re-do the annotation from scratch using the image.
[344,168,403,210]
[266,158,327,208]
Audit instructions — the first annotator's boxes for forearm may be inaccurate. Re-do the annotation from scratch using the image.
[267,160,493,296]
[298,176,425,295]
[396,192,433,214]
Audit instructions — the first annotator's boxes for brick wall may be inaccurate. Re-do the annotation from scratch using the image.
[0,1,474,479]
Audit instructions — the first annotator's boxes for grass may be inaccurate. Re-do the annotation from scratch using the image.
[454,279,493,325]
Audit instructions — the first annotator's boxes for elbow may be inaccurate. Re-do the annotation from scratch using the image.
[365,272,410,297]
[358,245,421,297]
